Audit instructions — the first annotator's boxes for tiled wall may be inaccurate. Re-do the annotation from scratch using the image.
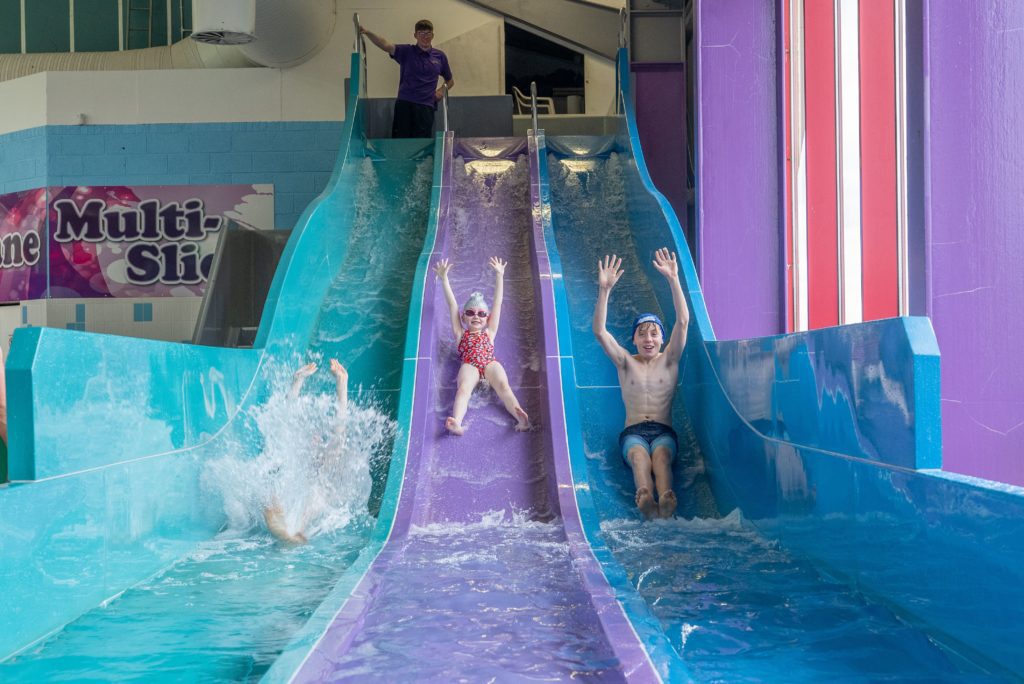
[0,121,343,228]
[0,127,47,190]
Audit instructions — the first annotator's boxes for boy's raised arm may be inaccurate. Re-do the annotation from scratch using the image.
[434,259,464,340]
[487,256,505,335]
[359,25,395,56]
[593,255,630,367]
[652,248,689,362]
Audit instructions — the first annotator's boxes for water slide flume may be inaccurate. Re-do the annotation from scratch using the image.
[263,134,689,681]
[539,48,1024,678]
[0,53,436,665]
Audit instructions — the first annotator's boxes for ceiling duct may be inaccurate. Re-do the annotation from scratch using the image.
[192,0,336,68]
[191,0,257,45]
[0,0,336,82]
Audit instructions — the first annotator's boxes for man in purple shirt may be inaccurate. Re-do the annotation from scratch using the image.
[360,19,455,138]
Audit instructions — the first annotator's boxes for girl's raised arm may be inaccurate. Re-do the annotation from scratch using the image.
[434,259,464,340]
[487,257,506,336]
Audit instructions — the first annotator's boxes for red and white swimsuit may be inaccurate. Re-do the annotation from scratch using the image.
[458,330,496,378]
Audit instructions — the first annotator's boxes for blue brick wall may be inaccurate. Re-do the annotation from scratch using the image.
[0,121,344,229]
[0,128,48,191]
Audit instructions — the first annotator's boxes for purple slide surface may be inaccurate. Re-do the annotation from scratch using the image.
[291,136,661,682]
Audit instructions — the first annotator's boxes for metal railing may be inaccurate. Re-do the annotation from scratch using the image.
[618,6,629,50]
[530,81,539,132]
[441,83,450,132]
[353,13,367,97]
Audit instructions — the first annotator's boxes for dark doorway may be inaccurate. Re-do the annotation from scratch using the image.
[504,22,584,114]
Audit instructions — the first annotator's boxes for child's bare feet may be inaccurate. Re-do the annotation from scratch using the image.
[658,490,677,518]
[445,416,465,435]
[635,487,657,519]
[514,406,530,432]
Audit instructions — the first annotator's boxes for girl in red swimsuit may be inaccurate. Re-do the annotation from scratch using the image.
[434,256,530,435]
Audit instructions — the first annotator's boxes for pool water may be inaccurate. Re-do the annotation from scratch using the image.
[602,512,1003,682]
[1,528,371,682]
[326,514,625,682]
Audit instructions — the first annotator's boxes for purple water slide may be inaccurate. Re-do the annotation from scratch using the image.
[404,137,556,524]
[291,136,663,681]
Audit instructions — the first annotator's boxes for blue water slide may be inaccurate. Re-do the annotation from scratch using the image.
[0,53,437,660]
[539,48,1024,676]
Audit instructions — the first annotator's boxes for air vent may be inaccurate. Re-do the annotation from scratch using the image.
[192,0,256,46]
[191,30,255,45]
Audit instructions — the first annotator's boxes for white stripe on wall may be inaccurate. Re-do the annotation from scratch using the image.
[894,0,910,315]
[69,0,75,52]
[789,0,810,332]
[20,0,26,53]
[835,0,863,324]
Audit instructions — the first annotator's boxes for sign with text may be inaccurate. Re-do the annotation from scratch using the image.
[0,184,273,302]
[0,188,48,302]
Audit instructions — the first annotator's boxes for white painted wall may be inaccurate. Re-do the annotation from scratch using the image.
[585,54,616,115]
[0,74,47,134]
[0,0,618,134]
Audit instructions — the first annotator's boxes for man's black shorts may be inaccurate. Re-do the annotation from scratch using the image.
[392,99,436,138]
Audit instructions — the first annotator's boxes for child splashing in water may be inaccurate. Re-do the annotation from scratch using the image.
[434,256,530,435]
[263,358,348,544]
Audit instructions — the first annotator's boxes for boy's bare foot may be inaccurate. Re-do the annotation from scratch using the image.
[658,490,677,518]
[514,406,530,432]
[445,417,465,435]
[635,487,657,519]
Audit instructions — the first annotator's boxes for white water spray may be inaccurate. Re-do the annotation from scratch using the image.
[202,359,396,540]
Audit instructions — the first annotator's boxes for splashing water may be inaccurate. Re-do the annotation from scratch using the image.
[201,357,397,541]
[0,360,398,681]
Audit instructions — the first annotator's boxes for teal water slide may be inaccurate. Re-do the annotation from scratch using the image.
[0,54,437,664]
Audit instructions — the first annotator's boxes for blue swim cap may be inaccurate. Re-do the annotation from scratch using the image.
[631,313,665,340]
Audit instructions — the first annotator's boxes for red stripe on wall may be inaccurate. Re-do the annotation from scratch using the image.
[803,0,839,329]
[784,0,794,331]
[859,1,899,320]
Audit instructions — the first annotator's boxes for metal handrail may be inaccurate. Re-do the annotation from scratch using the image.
[530,81,539,132]
[618,7,629,50]
[442,83,450,132]
[353,13,367,97]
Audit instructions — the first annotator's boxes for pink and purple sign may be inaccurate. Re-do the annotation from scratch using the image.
[0,188,48,302]
[0,184,273,302]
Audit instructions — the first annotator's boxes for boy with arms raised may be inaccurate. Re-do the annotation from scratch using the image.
[593,248,689,519]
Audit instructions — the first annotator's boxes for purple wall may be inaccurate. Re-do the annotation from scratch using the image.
[926,1,1024,486]
[632,63,690,253]
[694,0,782,340]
